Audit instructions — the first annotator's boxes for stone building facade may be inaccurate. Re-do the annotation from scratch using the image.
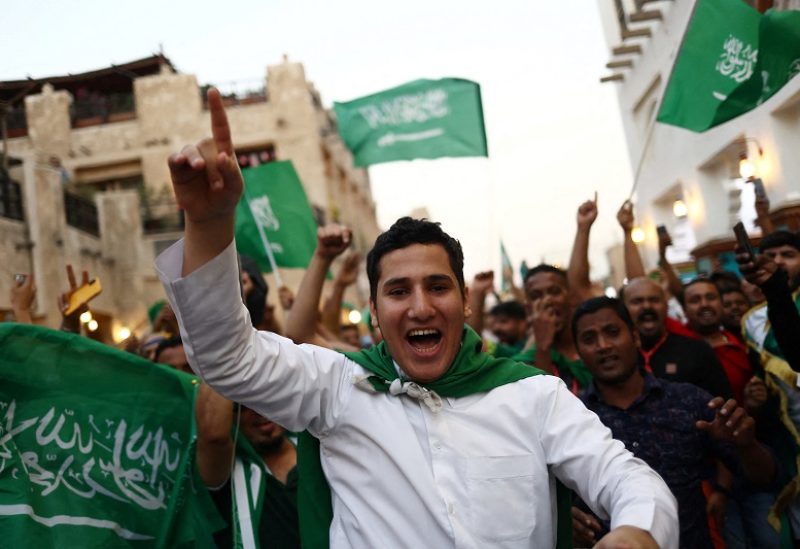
[0,55,381,340]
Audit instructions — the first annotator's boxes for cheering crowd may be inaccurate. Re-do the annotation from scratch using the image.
[7,89,800,549]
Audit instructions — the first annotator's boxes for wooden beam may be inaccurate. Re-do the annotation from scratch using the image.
[612,44,642,55]
[622,28,652,39]
[600,74,626,83]
[629,10,662,22]
[606,60,634,69]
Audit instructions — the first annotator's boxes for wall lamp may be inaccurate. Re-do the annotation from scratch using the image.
[737,137,763,181]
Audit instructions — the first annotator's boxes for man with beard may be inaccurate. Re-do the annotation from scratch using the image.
[571,297,776,549]
[197,384,300,549]
[745,230,800,357]
[681,279,754,405]
[622,277,732,399]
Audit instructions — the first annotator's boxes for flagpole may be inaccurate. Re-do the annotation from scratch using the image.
[246,197,285,288]
[627,0,702,201]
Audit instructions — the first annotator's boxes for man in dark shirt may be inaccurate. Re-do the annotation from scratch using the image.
[570,296,776,548]
[622,277,732,399]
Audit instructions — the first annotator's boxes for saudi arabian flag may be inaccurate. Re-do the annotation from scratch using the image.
[715,8,800,126]
[0,324,223,547]
[657,0,761,132]
[334,78,488,167]
[235,161,318,273]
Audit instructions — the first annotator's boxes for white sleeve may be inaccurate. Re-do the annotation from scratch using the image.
[536,379,679,549]
[155,238,353,437]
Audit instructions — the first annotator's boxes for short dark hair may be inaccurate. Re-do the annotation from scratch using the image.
[489,300,526,320]
[154,335,183,362]
[366,217,465,302]
[683,276,720,295]
[719,286,747,299]
[571,296,634,341]
[523,263,567,286]
[760,230,800,253]
[709,270,741,294]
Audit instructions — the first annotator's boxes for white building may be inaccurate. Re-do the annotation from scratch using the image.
[597,0,800,276]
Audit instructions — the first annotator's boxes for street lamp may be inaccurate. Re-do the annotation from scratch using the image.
[737,137,763,181]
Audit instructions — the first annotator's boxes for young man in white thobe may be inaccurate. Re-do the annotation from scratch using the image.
[156,89,678,548]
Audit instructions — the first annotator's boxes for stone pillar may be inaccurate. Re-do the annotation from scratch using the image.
[22,157,69,326]
[24,84,72,160]
[96,190,146,330]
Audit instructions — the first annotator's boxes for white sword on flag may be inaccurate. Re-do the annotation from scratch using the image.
[245,195,284,288]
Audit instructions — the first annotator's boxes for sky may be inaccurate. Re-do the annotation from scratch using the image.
[2,0,634,284]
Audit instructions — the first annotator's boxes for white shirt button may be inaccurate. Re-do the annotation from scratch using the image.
[447,502,455,515]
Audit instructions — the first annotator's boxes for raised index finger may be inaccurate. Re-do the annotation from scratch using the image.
[207,88,234,155]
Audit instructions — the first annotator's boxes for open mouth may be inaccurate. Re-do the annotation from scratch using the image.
[597,355,620,367]
[637,311,660,330]
[406,328,443,353]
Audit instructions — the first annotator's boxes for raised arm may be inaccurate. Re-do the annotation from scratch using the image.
[656,227,684,302]
[285,224,351,345]
[195,383,235,488]
[616,200,646,280]
[158,89,352,436]
[10,274,36,324]
[567,193,598,303]
[737,251,800,371]
[465,271,495,336]
[321,250,361,334]
[168,88,243,277]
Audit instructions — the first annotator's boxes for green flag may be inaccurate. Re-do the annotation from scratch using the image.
[235,161,318,272]
[0,324,222,547]
[334,78,488,167]
[657,0,761,132]
[715,9,800,126]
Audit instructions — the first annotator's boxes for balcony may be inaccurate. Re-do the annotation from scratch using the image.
[70,92,136,128]
[4,105,28,138]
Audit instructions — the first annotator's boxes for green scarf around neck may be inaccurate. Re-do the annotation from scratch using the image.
[297,326,572,548]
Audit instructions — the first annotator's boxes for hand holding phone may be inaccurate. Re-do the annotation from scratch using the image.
[59,265,102,317]
[733,222,756,260]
